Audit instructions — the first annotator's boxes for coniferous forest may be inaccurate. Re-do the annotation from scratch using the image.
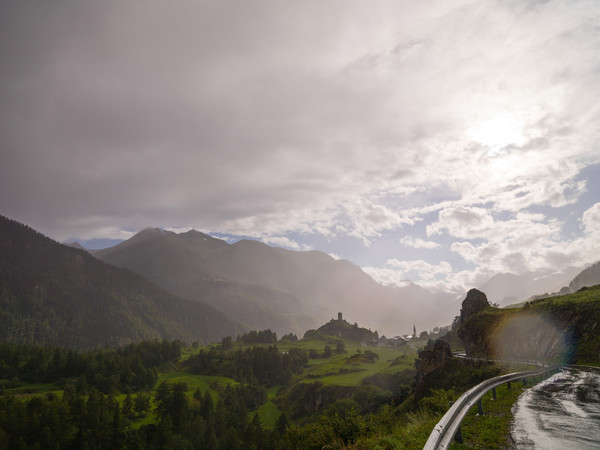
[0,325,511,450]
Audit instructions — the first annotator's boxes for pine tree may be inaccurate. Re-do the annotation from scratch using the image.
[275,412,289,436]
[133,392,151,417]
[121,392,134,420]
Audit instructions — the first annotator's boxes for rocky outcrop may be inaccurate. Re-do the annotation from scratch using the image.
[460,288,492,323]
[414,340,453,401]
[415,340,453,373]
[304,318,377,342]
[414,339,501,402]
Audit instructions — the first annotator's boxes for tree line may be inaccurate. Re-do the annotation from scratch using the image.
[0,340,181,393]
[184,344,308,387]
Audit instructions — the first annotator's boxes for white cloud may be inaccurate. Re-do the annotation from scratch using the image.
[260,236,309,251]
[450,242,478,262]
[387,259,452,276]
[581,203,600,235]
[445,212,564,274]
[345,199,414,245]
[399,236,440,249]
[427,206,495,239]
[361,267,409,287]
[363,258,485,295]
[515,212,546,222]
[364,258,453,287]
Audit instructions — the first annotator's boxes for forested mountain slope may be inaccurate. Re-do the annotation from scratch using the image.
[94,229,318,336]
[0,216,245,348]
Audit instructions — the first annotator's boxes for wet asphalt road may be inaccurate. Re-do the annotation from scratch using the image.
[511,367,600,449]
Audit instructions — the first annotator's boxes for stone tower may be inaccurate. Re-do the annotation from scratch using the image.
[338,312,343,321]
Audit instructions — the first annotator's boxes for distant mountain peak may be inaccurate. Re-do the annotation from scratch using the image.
[182,229,207,236]
[178,229,229,248]
[138,227,171,237]
[232,239,270,249]
[64,241,86,250]
[180,229,218,240]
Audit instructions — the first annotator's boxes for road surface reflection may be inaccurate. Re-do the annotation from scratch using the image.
[511,367,600,449]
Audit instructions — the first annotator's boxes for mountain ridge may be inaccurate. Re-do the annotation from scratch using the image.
[92,228,454,336]
[0,215,245,349]
[477,267,583,306]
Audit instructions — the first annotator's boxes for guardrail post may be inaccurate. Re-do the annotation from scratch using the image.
[492,387,496,400]
[523,377,527,385]
[455,424,463,444]
[507,381,511,389]
[477,399,483,416]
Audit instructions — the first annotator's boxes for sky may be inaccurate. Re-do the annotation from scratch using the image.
[1,0,599,296]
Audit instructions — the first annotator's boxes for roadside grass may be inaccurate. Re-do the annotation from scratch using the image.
[448,380,527,449]
[350,407,443,449]
[351,377,538,449]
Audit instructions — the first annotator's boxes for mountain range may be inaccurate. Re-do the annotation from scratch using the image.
[91,228,455,337]
[90,227,598,336]
[2,214,599,349]
[476,268,584,306]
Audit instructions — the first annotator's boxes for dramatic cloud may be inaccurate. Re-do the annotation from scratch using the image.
[1,0,599,293]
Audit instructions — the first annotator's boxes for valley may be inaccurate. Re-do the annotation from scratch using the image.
[2,215,600,448]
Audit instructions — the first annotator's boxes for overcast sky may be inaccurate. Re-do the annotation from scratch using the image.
[1,0,599,295]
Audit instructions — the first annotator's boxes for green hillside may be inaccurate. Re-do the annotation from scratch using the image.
[0,308,553,449]
[457,285,600,364]
[0,323,421,449]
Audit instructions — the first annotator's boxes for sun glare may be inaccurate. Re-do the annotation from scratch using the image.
[468,116,525,150]
[489,313,572,364]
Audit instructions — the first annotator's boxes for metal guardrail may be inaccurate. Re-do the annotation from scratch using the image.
[423,366,560,450]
